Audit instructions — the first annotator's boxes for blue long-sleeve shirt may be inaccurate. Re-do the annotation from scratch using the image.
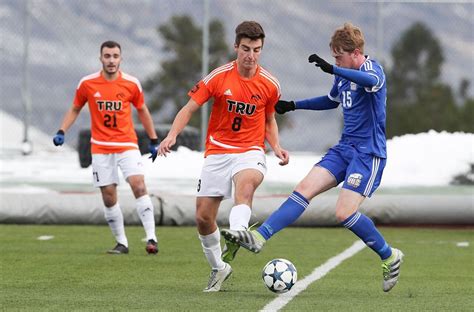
[295,56,387,158]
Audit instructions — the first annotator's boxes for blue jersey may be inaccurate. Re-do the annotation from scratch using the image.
[328,57,387,158]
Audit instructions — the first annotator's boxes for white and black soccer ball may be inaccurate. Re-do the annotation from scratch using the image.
[262,258,297,293]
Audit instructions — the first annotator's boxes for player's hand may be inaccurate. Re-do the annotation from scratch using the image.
[148,138,159,162]
[274,147,290,166]
[158,136,176,157]
[308,53,334,74]
[53,130,65,146]
[275,100,295,114]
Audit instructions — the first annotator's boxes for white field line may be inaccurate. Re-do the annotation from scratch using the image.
[260,240,366,312]
[37,235,54,240]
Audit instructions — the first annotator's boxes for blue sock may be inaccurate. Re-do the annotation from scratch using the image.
[342,212,392,260]
[257,191,309,240]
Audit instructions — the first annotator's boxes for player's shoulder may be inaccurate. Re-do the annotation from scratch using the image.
[121,72,143,92]
[203,61,235,85]
[361,56,383,73]
[76,71,101,89]
[259,66,281,95]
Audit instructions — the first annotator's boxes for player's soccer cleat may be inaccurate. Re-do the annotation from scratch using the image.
[145,239,158,255]
[221,223,258,263]
[107,243,129,254]
[203,263,233,292]
[382,248,404,292]
[221,229,265,253]
[221,240,239,263]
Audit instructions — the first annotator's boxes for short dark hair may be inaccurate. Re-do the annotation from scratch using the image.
[234,21,265,46]
[100,41,121,54]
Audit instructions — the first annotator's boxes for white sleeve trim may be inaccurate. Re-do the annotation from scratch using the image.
[364,73,383,93]
[328,93,340,103]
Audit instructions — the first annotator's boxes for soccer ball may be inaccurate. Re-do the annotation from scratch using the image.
[262,258,297,293]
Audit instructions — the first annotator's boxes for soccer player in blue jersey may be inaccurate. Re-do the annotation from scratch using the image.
[222,23,404,292]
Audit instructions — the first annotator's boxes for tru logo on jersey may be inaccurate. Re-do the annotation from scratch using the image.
[226,100,256,116]
[347,173,363,188]
[96,100,123,111]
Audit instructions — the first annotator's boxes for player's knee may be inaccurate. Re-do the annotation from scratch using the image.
[335,207,355,223]
[294,183,314,200]
[134,186,147,198]
[103,197,116,208]
[335,210,346,223]
[196,206,214,228]
[101,190,117,207]
[195,212,213,228]
[130,183,147,198]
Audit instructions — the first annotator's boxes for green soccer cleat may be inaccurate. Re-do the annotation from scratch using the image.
[221,223,259,262]
[203,263,233,292]
[222,240,240,263]
[221,229,266,253]
[382,248,404,292]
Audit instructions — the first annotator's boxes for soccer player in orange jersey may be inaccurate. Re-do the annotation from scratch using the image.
[158,21,289,292]
[53,41,160,255]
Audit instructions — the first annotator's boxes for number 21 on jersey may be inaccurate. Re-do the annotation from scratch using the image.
[104,113,117,127]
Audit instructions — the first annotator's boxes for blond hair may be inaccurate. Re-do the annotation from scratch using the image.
[330,23,365,54]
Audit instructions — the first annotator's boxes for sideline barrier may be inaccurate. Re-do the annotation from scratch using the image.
[1,192,473,225]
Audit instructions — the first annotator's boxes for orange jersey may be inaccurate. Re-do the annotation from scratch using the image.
[73,71,144,154]
[189,61,281,156]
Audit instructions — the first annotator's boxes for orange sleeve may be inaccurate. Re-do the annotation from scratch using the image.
[188,80,212,106]
[73,83,88,108]
[265,85,280,115]
[132,83,145,109]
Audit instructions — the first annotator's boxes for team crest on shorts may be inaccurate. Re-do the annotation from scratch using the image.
[347,173,363,188]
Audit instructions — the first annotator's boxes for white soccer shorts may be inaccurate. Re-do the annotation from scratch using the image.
[91,149,144,187]
[197,150,267,199]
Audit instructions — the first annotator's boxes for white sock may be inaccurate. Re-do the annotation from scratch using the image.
[199,228,225,270]
[136,195,157,242]
[229,204,252,230]
[104,203,128,247]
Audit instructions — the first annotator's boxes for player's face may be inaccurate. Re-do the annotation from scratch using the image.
[235,38,262,71]
[332,50,357,69]
[100,47,121,75]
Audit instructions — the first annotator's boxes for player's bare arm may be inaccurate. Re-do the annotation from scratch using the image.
[137,105,158,140]
[158,98,200,156]
[137,105,160,162]
[265,112,289,166]
[59,105,82,132]
[53,105,82,146]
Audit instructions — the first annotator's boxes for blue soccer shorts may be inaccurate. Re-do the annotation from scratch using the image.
[317,143,386,197]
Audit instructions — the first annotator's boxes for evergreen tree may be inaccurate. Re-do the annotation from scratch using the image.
[386,21,449,137]
[386,22,474,137]
[144,15,231,127]
[459,98,474,133]
[458,79,474,133]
